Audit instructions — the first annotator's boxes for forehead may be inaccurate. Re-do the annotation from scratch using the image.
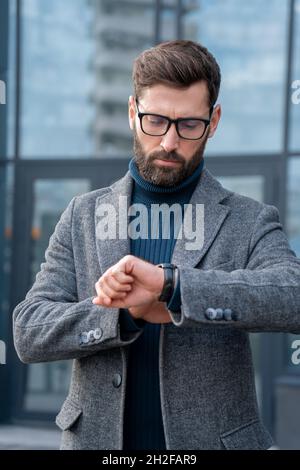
[139,81,210,117]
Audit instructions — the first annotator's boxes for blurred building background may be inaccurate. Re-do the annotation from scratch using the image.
[0,0,300,449]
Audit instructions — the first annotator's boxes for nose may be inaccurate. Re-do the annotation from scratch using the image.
[160,122,180,153]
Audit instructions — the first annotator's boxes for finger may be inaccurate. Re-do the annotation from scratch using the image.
[93,296,126,308]
[101,282,128,300]
[93,295,112,306]
[95,279,128,300]
[106,275,132,292]
[95,279,103,298]
[111,269,134,284]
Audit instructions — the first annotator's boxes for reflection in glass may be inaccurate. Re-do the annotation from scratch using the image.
[25,179,90,413]
[160,5,177,42]
[21,0,155,159]
[218,174,264,202]
[183,0,289,155]
[91,0,155,157]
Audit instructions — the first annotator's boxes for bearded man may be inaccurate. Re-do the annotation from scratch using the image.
[13,40,300,450]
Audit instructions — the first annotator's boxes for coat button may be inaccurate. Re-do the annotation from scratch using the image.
[223,308,233,321]
[80,332,89,344]
[88,330,95,342]
[205,308,217,320]
[231,311,241,321]
[112,373,122,388]
[215,308,223,320]
[94,328,102,340]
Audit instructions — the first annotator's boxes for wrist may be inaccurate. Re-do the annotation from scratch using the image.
[128,304,152,320]
[128,306,143,319]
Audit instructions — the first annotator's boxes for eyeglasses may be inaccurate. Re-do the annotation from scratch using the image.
[136,99,213,140]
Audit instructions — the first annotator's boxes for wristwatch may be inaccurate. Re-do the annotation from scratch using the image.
[157,263,177,302]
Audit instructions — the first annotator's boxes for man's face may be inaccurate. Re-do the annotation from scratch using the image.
[128,82,221,186]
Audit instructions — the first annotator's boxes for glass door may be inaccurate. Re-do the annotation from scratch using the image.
[10,158,128,421]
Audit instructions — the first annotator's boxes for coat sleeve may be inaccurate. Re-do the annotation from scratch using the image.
[12,197,143,363]
[169,204,300,333]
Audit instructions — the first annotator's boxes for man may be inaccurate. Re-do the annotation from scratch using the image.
[13,40,300,450]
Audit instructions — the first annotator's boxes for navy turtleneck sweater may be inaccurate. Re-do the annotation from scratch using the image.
[121,157,204,450]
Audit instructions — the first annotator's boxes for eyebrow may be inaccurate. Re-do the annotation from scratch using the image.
[137,101,210,120]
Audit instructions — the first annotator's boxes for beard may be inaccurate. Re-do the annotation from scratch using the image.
[133,125,208,187]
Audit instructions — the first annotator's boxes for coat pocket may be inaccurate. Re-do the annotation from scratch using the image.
[220,419,274,450]
[55,397,82,431]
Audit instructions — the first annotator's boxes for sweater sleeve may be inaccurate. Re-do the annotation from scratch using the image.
[119,308,146,339]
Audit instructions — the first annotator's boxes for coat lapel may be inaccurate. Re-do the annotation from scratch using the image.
[94,171,133,275]
[171,168,231,268]
[95,167,232,274]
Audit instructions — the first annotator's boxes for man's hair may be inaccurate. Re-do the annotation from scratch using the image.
[132,40,221,109]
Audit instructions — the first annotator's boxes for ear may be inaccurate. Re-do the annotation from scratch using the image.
[128,95,136,130]
[208,104,221,139]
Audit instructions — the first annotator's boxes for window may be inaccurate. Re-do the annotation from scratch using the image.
[183,0,289,155]
[20,0,155,158]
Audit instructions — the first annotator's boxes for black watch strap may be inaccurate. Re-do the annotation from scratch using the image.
[157,263,176,302]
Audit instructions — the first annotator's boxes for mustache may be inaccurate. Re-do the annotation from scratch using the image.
[149,150,185,164]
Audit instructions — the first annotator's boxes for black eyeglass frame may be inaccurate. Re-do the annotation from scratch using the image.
[135,99,214,141]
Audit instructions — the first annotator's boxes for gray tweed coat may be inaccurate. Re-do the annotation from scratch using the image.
[13,167,300,450]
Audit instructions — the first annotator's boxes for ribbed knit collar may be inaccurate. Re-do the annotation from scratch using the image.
[129,157,204,200]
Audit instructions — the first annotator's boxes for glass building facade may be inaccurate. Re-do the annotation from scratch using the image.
[0,0,300,449]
